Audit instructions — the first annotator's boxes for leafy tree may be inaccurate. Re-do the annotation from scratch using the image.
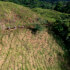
[64,2,70,13]
[54,1,63,11]
[52,15,70,50]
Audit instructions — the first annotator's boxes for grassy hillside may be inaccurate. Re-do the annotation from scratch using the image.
[0,1,70,70]
[32,8,70,22]
[0,1,44,30]
[32,8,61,22]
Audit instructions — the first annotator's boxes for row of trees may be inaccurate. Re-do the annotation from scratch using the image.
[0,0,53,8]
[0,0,58,9]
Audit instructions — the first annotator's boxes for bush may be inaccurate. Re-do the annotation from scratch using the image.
[53,19,70,51]
[34,24,45,31]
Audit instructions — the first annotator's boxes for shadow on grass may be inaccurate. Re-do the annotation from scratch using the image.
[27,24,45,34]
[47,26,70,70]
[28,27,38,34]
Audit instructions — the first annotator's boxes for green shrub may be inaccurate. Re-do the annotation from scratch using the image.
[53,19,70,51]
[34,24,45,31]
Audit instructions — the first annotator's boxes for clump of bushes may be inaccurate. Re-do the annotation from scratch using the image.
[52,18,70,51]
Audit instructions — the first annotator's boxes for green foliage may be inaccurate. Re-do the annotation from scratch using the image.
[40,1,53,9]
[52,16,70,50]
[35,24,45,31]
[54,1,70,14]
[0,0,54,9]
[54,1,63,11]
[63,2,70,13]
[33,8,62,22]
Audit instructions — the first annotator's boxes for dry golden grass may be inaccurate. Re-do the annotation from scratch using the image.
[0,29,65,70]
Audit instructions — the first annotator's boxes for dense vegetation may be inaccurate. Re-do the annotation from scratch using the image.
[54,1,70,14]
[53,15,70,51]
[33,8,70,52]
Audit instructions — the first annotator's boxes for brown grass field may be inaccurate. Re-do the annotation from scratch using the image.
[0,28,68,70]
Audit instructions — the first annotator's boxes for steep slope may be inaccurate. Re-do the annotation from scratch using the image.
[0,1,70,70]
